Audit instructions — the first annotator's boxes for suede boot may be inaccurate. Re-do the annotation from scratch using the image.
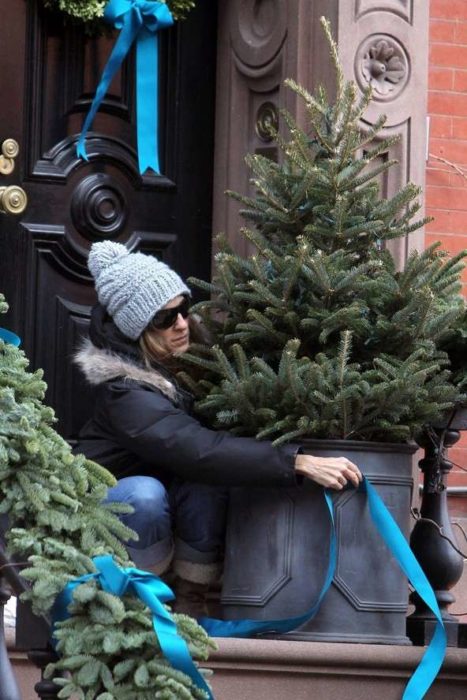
[171,576,210,618]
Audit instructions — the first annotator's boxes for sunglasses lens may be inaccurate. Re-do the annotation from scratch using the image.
[151,298,190,329]
[157,310,177,329]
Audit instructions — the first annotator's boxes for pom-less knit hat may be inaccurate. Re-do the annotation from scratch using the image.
[87,241,190,340]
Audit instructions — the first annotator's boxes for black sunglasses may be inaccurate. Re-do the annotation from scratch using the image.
[150,297,190,330]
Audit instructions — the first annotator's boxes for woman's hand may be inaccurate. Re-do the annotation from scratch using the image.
[294,454,362,490]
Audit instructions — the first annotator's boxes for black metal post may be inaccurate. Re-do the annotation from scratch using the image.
[28,649,60,700]
[407,416,466,647]
[15,591,59,699]
[0,573,21,700]
[1,535,58,699]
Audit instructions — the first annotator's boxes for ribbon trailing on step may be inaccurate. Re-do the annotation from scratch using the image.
[199,477,446,700]
[76,0,174,174]
[362,478,446,700]
[52,555,213,699]
[0,328,21,346]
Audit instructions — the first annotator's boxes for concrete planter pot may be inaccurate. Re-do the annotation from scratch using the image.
[221,440,416,644]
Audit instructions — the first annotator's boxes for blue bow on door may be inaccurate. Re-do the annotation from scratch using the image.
[76,0,174,174]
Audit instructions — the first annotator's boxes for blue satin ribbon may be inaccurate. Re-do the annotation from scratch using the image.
[199,477,446,700]
[52,555,213,699]
[362,479,446,700]
[0,327,21,346]
[76,0,174,174]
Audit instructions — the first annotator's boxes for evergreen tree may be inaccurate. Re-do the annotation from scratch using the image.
[181,18,466,446]
[0,292,212,699]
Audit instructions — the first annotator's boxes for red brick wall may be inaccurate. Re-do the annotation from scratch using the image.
[427,2,467,484]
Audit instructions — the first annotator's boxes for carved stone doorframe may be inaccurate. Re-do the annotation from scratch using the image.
[212,0,429,265]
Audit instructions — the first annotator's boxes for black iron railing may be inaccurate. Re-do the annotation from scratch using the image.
[408,407,467,648]
[0,541,59,700]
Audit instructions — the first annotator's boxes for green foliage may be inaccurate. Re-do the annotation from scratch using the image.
[439,308,467,397]
[0,293,213,699]
[41,0,195,27]
[184,337,456,444]
[42,0,107,23]
[183,17,467,444]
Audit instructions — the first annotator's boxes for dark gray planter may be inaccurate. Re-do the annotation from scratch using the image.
[221,440,416,644]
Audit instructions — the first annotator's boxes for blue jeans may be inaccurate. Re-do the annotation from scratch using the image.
[105,476,228,577]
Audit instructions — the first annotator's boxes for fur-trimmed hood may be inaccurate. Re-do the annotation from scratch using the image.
[74,339,177,401]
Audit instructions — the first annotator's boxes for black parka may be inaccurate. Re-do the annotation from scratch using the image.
[74,308,299,488]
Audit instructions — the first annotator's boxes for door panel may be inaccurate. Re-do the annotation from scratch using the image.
[0,0,217,439]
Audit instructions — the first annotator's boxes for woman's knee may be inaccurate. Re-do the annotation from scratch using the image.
[106,476,170,531]
[108,476,167,509]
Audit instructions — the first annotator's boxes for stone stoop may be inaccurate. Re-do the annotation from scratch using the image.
[7,629,40,700]
[7,636,467,699]
[9,650,40,700]
[208,638,467,700]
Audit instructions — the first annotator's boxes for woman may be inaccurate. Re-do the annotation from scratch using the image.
[75,241,361,614]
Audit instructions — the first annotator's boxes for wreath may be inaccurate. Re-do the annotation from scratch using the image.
[0,292,213,700]
[41,0,196,27]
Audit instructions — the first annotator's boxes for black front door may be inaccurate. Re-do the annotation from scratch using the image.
[0,0,217,439]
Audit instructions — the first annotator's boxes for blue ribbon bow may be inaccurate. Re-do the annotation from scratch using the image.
[52,555,213,699]
[76,0,174,174]
[199,477,447,700]
[0,327,21,346]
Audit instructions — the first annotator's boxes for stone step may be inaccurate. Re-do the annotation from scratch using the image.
[208,638,467,700]
[9,649,40,700]
[8,637,467,700]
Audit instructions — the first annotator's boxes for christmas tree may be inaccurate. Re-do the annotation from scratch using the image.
[181,18,467,446]
[0,293,212,700]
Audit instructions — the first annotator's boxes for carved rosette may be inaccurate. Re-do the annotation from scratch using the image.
[355,34,409,100]
[71,173,128,241]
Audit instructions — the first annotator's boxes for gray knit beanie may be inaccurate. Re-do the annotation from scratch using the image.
[88,241,190,340]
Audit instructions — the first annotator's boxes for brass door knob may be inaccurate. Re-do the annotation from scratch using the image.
[0,185,28,215]
[0,139,20,176]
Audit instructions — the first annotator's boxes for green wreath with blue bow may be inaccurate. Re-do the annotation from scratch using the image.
[41,0,195,28]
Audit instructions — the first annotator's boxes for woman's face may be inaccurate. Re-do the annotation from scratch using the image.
[149,295,190,356]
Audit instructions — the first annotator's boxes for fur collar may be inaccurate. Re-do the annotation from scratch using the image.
[74,339,177,401]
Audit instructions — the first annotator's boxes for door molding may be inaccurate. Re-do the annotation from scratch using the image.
[213,0,429,265]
